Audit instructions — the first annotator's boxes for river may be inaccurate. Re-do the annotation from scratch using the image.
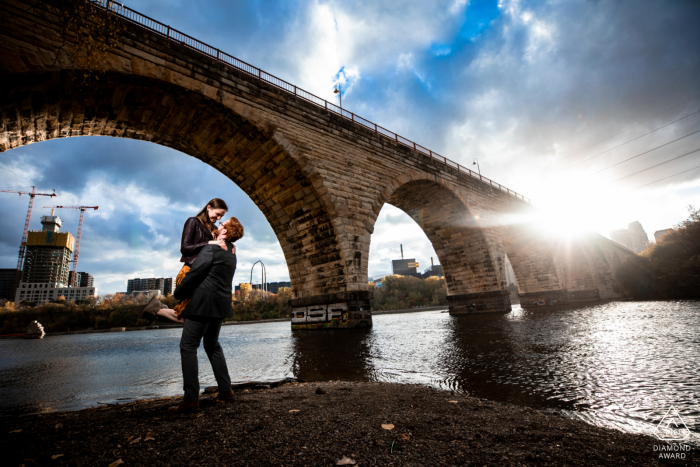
[1,300,698,445]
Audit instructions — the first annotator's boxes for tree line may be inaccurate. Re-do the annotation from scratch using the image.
[0,275,451,334]
[615,206,700,300]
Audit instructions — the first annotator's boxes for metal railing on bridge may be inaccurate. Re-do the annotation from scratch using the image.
[93,0,530,204]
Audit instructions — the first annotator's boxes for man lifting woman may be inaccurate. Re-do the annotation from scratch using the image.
[141,198,244,413]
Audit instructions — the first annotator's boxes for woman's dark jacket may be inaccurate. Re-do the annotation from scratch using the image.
[180,217,214,265]
[174,242,236,319]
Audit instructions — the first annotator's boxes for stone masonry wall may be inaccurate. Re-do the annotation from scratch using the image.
[0,0,634,315]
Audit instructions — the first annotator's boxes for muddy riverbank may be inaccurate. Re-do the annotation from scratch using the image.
[4,381,695,466]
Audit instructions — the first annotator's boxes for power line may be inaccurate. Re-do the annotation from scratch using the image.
[634,164,700,189]
[558,93,700,163]
[370,236,431,253]
[555,109,700,174]
[611,147,700,183]
[592,128,700,175]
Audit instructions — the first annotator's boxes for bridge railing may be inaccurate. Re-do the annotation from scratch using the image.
[94,0,530,204]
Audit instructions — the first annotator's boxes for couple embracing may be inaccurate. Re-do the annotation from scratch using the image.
[140,198,243,413]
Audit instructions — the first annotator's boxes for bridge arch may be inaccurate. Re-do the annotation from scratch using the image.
[2,0,634,325]
[0,70,347,300]
[367,171,511,313]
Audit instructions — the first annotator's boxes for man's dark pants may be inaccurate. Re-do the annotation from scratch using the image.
[180,316,232,401]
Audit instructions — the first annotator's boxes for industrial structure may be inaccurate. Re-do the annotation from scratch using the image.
[45,206,99,287]
[0,186,56,293]
[422,257,444,279]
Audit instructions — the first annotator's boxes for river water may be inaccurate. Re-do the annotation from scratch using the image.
[1,301,698,445]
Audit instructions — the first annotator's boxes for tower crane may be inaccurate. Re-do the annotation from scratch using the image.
[44,206,99,287]
[0,186,57,291]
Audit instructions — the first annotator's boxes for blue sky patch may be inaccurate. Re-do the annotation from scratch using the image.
[459,0,500,41]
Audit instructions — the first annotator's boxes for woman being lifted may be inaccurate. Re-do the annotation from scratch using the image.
[141,198,232,323]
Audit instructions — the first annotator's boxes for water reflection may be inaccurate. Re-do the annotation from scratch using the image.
[290,328,375,382]
[435,310,579,410]
[0,301,698,445]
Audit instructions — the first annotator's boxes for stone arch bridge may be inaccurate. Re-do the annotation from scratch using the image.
[0,0,634,328]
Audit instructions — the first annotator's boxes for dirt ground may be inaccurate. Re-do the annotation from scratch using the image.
[3,381,697,466]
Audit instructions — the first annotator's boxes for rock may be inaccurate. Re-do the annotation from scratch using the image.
[24,320,45,339]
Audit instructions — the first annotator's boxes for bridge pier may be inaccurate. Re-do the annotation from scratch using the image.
[447,290,512,314]
[0,0,635,332]
[290,292,373,330]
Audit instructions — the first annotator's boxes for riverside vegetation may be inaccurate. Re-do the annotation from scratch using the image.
[0,276,449,334]
[615,206,700,300]
[8,202,696,336]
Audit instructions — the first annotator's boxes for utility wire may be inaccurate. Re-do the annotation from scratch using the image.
[559,93,700,163]
[611,147,700,183]
[555,109,700,174]
[370,236,430,253]
[593,129,700,175]
[634,164,700,189]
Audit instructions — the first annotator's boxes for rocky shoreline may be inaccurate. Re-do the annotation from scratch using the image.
[4,381,696,466]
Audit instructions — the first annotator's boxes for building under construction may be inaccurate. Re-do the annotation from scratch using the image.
[22,215,75,285]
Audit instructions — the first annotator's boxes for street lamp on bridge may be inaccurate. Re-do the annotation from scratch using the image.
[473,158,481,176]
[334,85,342,108]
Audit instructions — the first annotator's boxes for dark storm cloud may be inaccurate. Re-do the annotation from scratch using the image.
[377,0,700,183]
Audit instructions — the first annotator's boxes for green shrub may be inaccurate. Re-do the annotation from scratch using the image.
[370,275,448,311]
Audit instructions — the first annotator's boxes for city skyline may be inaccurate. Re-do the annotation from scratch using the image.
[1,0,699,294]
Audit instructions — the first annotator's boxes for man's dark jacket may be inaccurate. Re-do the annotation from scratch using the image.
[174,242,236,320]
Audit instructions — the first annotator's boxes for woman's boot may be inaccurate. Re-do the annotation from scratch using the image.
[140,297,163,323]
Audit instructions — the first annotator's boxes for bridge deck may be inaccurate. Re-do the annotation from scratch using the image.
[94,0,530,204]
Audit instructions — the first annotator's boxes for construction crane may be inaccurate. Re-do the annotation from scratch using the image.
[0,186,57,291]
[44,206,99,287]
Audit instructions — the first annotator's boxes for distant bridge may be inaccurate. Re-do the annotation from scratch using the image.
[0,0,634,328]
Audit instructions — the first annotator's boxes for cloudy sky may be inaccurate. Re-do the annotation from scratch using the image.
[2,0,699,293]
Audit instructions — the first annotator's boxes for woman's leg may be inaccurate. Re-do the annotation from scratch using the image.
[156,307,185,324]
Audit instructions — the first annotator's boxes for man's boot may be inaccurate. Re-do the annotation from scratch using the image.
[140,297,163,323]
[168,400,200,414]
[214,389,234,402]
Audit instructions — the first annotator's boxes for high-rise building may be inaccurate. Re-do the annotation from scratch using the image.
[22,215,75,284]
[127,277,174,296]
[610,221,649,253]
[0,269,16,302]
[69,272,95,288]
[654,229,674,243]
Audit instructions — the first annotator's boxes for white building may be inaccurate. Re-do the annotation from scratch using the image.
[15,281,97,305]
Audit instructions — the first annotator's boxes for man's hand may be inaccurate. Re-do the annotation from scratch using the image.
[209,240,227,250]
[231,244,236,254]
